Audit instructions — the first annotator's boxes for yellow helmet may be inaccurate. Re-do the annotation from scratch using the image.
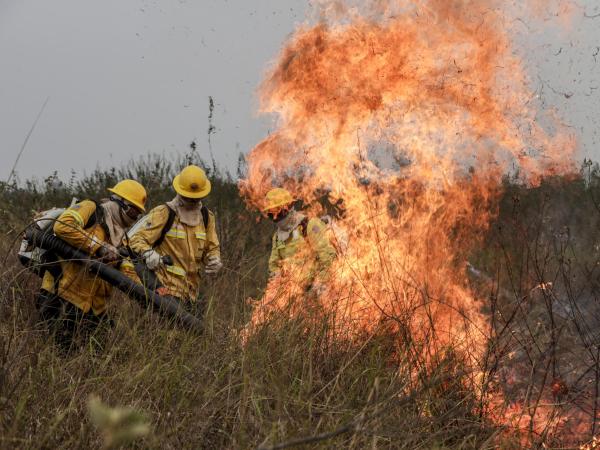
[263,188,294,212]
[172,165,211,199]
[108,179,147,212]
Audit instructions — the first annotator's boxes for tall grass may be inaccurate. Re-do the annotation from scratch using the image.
[2,155,600,448]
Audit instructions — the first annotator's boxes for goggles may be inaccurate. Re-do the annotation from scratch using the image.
[111,196,143,220]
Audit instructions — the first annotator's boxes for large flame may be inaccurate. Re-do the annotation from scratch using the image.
[240,0,577,444]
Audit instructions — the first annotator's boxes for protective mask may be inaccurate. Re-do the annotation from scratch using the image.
[178,195,202,211]
[119,207,137,226]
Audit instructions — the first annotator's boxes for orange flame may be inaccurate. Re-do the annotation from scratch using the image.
[240,0,578,443]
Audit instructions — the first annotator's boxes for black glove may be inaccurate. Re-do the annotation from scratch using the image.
[96,244,120,263]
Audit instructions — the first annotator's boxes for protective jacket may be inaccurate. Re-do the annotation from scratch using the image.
[268,216,336,281]
[128,204,220,301]
[41,200,113,315]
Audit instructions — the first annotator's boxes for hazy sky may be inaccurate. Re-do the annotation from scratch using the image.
[0,0,598,182]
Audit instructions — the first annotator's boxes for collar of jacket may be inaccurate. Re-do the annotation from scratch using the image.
[166,195,203,226]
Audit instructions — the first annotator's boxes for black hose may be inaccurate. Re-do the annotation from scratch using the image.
[26,227,203,334]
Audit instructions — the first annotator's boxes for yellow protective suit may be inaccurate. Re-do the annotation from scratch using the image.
[128,205,220,301]
[41,200,113,315]
[268,217,336,281]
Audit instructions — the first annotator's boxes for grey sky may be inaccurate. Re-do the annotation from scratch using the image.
[0,0,598,182]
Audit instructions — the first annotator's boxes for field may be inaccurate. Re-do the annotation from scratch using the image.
[1,154,600,449]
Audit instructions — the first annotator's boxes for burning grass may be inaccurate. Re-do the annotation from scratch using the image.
[239,0,588,446]
[0,1,594,445]
[1,156,600,448]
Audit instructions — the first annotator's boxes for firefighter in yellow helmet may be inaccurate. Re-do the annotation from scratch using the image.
[128,165,222,306]
[263,188,336,286]
[36,179,147,352]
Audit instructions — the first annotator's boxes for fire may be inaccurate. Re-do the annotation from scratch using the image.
[240,0,578,444]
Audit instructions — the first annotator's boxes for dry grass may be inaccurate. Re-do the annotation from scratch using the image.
[2,156,600,448]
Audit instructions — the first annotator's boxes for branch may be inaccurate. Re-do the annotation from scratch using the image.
[6,97,50,184]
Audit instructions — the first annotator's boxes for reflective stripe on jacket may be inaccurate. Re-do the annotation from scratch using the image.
[41,200,113,315]
[128,205,220,301]
[268,217,336,281]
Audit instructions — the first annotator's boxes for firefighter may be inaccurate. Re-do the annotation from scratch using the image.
[263,188,336,289]
[36,179,147,352]
[128,165,222,310]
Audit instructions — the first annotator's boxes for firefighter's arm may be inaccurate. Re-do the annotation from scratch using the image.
[267,234,281,277]
[53,200,103,255]
[202,212,221,263]
[307,218,336,276]
[129,205,170,255]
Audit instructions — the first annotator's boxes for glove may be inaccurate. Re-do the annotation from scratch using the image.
[143,249,162,270]
[96,244,120,263]
[204,255,223,274]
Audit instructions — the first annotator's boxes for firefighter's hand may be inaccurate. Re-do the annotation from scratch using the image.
[96,244,120,263]
[204,255,223,274]
[142,250,162,270]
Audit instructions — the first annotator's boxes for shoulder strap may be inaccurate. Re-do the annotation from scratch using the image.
[300,217,310,238]
[83,200,103,230]
[154,204,177,248]
[201,206,209,229]
[152,205,209,248]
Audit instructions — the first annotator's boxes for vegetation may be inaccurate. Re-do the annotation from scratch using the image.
[1,154,600,448]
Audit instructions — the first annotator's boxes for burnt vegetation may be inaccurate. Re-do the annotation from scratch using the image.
[1,154,600,448]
